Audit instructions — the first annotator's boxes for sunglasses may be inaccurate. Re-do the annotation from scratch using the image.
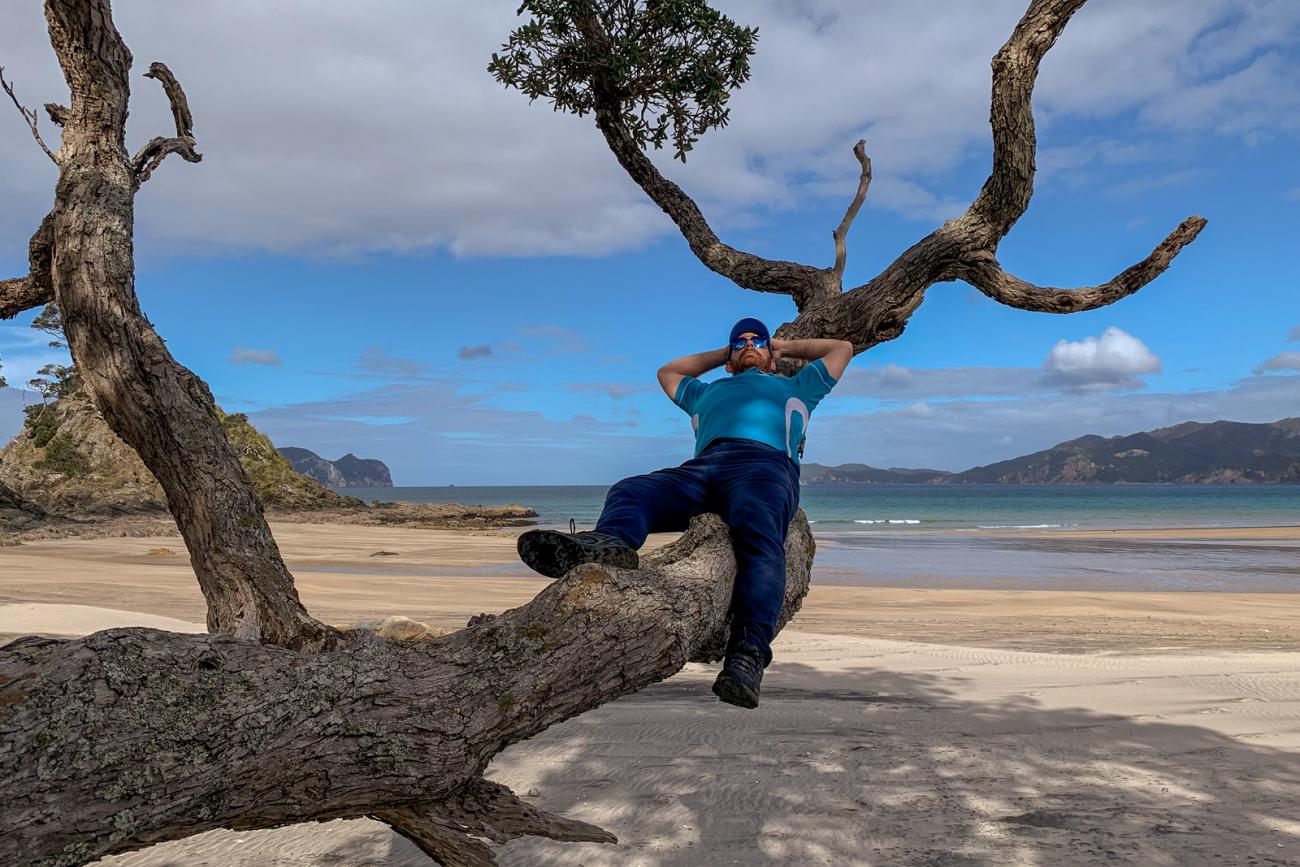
[730,336,769,351]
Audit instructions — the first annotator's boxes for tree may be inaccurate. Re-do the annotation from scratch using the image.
[491,0,1205,345]
[21,303,80,401]
[0,2,1202,865]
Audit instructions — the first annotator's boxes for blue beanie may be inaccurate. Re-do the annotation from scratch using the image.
[729,317,770,349]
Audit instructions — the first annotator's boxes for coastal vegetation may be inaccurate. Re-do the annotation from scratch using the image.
[0,1,1208,864]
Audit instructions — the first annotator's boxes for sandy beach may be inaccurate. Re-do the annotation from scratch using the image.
[3,522,1300,865]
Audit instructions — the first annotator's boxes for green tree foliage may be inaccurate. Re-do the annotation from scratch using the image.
[489,0,757,160]
[26,303,80,400]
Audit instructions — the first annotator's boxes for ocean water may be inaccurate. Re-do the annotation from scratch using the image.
[344,483,1300,532]
[342,484,1300,591]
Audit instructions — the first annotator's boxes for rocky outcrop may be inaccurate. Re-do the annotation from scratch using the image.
[0,398,534,540]
[273,501,537,529]
[0,397,358,521]
[277,447,346,487]
[279,447,393,487]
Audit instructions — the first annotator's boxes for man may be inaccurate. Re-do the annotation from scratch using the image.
[517,318,853,708]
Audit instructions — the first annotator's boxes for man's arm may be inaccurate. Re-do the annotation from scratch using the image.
[657,346,729,401]
[772,338,854,380]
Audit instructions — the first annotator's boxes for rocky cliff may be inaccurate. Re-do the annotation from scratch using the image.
[279,447,393,487]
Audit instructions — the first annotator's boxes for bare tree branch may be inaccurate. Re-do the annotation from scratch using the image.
[963,0,1087,244]
[571,10,840,311]
[377,779,617,866]
[131,61,201,184]
[43,102,68,126]
[955,216,1208,313]
[0,277,51,320]
[0,213,54,320]
[831,139,872,287]
[540,0,1205,358]
[0,66,58,165]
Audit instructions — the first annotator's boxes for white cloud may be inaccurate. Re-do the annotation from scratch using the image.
[458,345,493,360]
[1042,327,1161,390]
[2,1,1296,261]
[1287,325,1300,342]
[1255,352,1300,374]
[229,346,282,367]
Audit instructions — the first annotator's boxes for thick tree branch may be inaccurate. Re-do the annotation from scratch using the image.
[955,215,1207,312]
[131,61,201,183]
[0,66,59,165]
[964,0,1087,244]
[377,779,616,867]
[571,10,839,311]
[1,213,55,320]
[0,277,50,320]
[831,139,871,287]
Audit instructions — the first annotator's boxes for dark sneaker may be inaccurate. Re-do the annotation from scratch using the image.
[517,519,639,579]
[712,642,766,709]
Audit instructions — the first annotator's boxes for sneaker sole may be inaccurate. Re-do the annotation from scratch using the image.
[712,672,759,709]
[516,530,639,580]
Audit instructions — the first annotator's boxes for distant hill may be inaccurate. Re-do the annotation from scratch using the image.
[949,418,1300,484]
[803,418,1300,485]
[279,447,393,488]
[800,463,951,484]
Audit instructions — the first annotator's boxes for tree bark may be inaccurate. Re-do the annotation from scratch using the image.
[0,513,815,865]
[36,0,329,650]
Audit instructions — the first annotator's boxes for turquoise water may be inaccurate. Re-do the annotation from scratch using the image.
[341,484,1300,591]
[344,483,1300,532]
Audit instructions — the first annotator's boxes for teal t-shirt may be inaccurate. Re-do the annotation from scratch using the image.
[672,359,838,464]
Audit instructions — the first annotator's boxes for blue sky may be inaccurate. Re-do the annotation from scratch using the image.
[2,0,1298,484]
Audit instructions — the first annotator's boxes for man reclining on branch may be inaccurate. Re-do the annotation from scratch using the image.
[518,318,853,709]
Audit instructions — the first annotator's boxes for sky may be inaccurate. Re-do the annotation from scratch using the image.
[1,0,1298,485]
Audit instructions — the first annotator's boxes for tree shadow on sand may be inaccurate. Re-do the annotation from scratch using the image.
[478,660,1300,867]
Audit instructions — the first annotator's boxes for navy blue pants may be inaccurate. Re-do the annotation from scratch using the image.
[595,438,800,666]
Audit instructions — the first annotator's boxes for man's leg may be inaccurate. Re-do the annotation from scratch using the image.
[594,465,710,549]
[709,442,800,707]
[518,463,709,579]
